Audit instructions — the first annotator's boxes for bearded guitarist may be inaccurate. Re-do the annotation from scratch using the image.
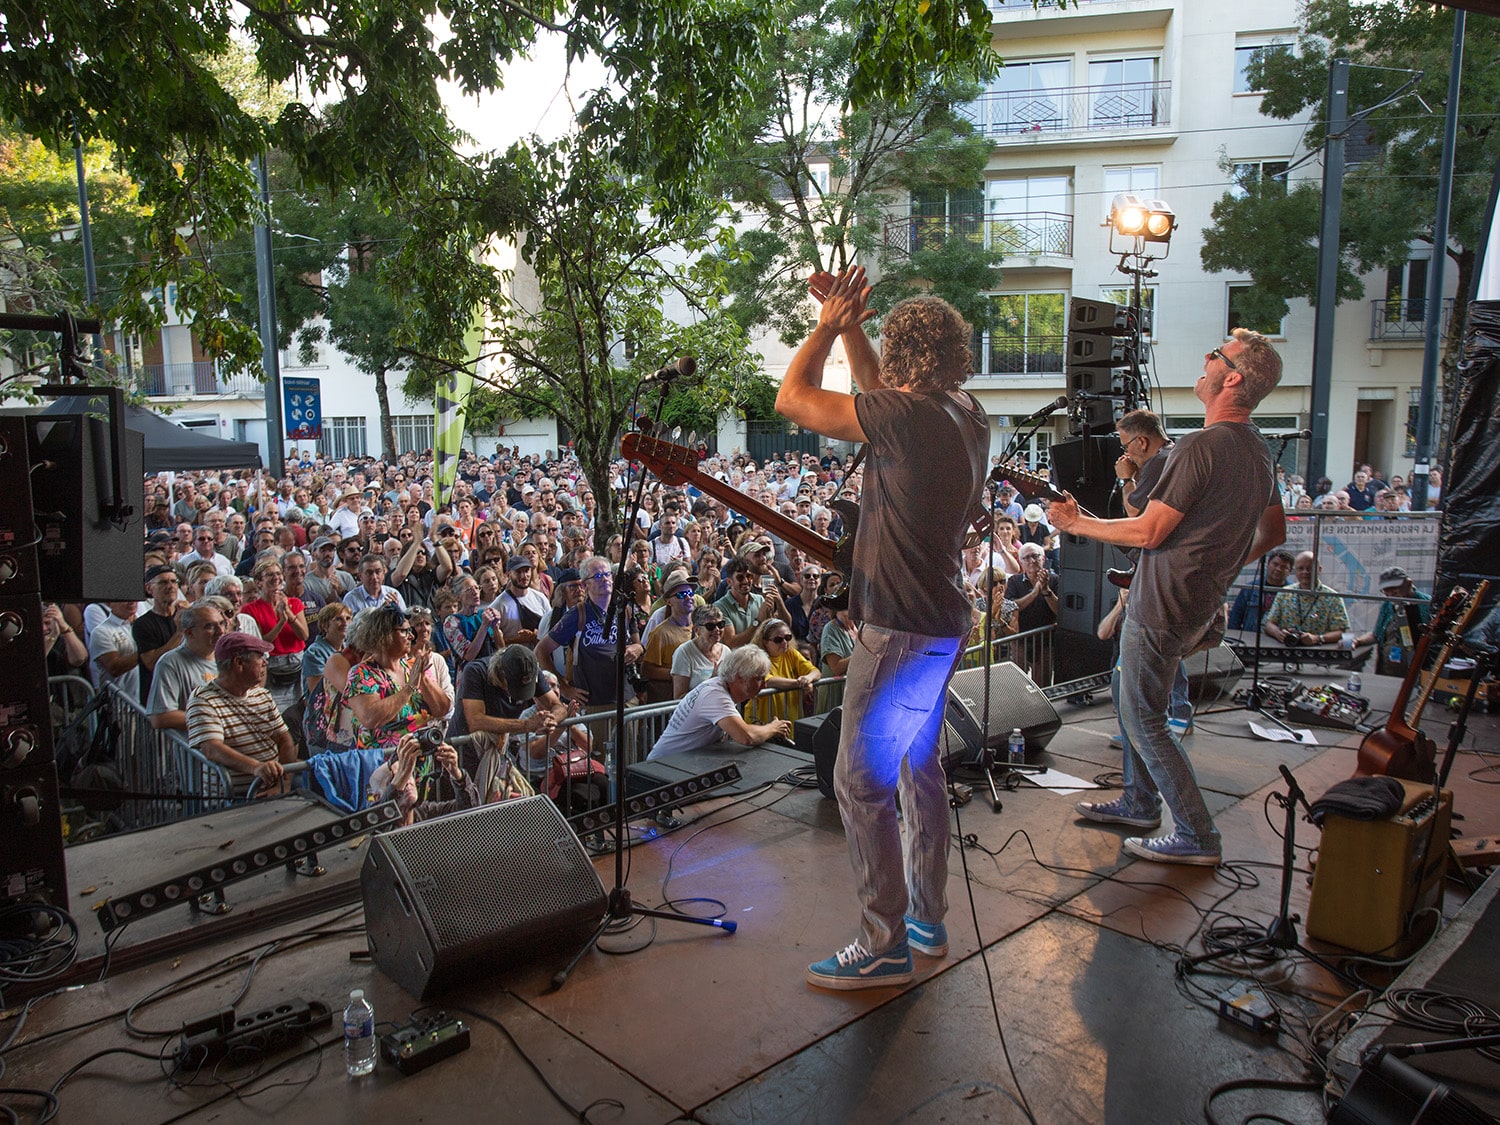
[777,266,988,990]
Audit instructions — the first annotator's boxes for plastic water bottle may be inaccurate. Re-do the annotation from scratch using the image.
[344,989,376,1077]
[1346,671,1362,695]
[1008,728,1026,767]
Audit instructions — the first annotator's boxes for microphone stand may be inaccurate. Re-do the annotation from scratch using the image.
[552,361,734,990]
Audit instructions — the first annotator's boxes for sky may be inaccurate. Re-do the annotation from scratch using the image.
[437,32,606,155]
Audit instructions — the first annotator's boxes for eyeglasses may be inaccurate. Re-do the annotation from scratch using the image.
[700,621,725,631]
[586,573,612,584]
[671,590,695,600]
[394,626,414,636]
[1209,347,1239,372]
[768,634,792,644]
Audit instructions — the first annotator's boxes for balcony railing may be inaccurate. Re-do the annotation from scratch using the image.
[973,334,1066,377]
[884,211,1074,258]
[961,81,1171,140]
[1370,297,1455,342]
[138,362,265,397]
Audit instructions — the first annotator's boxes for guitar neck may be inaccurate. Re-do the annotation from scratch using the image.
[620,434,839,569]
[1406,581,1490,733]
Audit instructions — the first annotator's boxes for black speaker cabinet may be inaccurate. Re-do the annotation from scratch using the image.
[810,707,842,800]
[1182,645,1244,703]
[943,662,1061,767]
[28,413,144,603]
[1049,436,1122,517]
[361,796,606,998]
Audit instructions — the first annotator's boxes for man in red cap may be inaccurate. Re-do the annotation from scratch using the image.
[186,632,295,796]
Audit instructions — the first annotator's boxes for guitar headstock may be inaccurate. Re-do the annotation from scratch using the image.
[620,431,702,486]
[995,461,1063,504]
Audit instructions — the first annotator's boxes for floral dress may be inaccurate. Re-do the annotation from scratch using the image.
[345,662,431,750]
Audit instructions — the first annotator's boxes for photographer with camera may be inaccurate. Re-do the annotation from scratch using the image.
[1261,550,1350,648]
[367,730,480,826]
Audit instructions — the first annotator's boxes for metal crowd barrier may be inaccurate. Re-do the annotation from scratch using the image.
[95,682,236,829]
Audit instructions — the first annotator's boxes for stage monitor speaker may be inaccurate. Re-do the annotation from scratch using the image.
[361,796,607,998]
[943,662,1061,767]
[811,707,842,800]
[1306,780,1451,956]
[28,414,144,603]
[1049,437,1122,518]
[1182,645,1244,703]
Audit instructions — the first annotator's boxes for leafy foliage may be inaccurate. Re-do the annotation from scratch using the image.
[712,0,1003,348]
[1199,0,1499,332]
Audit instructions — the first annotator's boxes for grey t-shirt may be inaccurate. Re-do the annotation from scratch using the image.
[646,677,739,760]
[851,389,989,637]
[1134,423,1276,634]
[147,646,218,718]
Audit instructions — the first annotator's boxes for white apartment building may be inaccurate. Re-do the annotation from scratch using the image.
[888,0,1457,483]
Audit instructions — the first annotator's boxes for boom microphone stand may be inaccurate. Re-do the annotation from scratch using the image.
[553,357,734,990]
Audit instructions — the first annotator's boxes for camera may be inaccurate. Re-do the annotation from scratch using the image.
[413,723,447,754]
[1282,633,1302,648]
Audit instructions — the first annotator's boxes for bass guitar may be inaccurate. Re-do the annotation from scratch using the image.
[1354,582,1486,782]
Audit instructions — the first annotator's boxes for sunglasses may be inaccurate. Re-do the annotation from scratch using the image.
[671,590,695,600]
[1209,347,1239,372]
[700,620,726,631]
[768,634,792,644]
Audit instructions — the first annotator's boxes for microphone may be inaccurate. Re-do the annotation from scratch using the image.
[1014,395,1070,426]
[1267,429,1313,441]
[642,356,698,385]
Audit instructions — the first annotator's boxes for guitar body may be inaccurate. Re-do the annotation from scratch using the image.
[1351,582,1486,784]
[1355,727,1436,784]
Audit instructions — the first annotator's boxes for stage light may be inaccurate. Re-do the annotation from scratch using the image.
[1107,193,1176,249]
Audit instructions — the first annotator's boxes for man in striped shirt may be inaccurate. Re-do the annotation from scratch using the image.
[186,632,295,797]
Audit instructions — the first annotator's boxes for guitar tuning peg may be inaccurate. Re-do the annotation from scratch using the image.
[671,427,682,443]
[685,430,698,447]
[635,414,653,433]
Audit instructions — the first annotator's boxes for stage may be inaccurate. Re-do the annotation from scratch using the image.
[4,669,1498,1123]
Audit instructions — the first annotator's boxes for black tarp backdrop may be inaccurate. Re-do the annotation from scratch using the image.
[1434,300,1500,604]
[38,395,262,472]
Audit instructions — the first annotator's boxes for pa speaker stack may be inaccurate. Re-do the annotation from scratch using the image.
[361,796,606,997]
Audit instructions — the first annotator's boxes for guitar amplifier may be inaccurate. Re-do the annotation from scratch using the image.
[1306,779,1451,955]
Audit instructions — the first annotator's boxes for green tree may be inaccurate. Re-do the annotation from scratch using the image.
[713,0,1002,349]
[0,125,150,388]
[400,133,760,533]
[1199,2,1499,382]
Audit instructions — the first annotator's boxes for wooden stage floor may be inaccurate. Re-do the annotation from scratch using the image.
[4,668,1498,1123]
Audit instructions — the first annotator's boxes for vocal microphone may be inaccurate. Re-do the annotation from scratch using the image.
[1014,395,1070,426]
[1267,429,1313,441]
[642,356,698,385]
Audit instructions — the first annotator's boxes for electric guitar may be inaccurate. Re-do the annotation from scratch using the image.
[620,432,857,574]
[1354,582,1486,783]
[993,461,1101,518]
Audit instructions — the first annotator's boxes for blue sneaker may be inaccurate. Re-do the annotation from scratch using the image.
[806,940,914,990]
[1075,798,1161,829]
[904,916,948,957]
[1123,833,1220,866]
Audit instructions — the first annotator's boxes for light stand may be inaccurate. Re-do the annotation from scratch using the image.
[1181,764,1358,987]
[553,358,733,990]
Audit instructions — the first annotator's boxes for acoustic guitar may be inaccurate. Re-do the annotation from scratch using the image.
[1354,582,1486,782]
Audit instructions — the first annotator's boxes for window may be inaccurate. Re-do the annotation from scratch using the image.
[1099,284,1157,338]
[976,59,1071,134]
[320,416,368,460]
[1234,40,1291,94]
[1230,160,1289,199]
[392,415,435,455]
[1102,165,1160,219]
[1014,431,1052,470]
[807,162,830,195]
[1227,284,1284,337]
[986,176,1072,255]
[974,292,1067,376]
[910,187,985,251]
[1088,57,1160,127]
[1385,257,1430,325]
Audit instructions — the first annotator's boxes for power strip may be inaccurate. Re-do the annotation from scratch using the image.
[379,1012,470,1075]
[176,999,332,1066]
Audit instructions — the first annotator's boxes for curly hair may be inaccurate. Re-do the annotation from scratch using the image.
[880,296,972,393]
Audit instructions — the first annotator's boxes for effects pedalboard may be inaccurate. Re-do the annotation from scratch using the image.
[380,1011,471,1074]
[1282,683,1371,731]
